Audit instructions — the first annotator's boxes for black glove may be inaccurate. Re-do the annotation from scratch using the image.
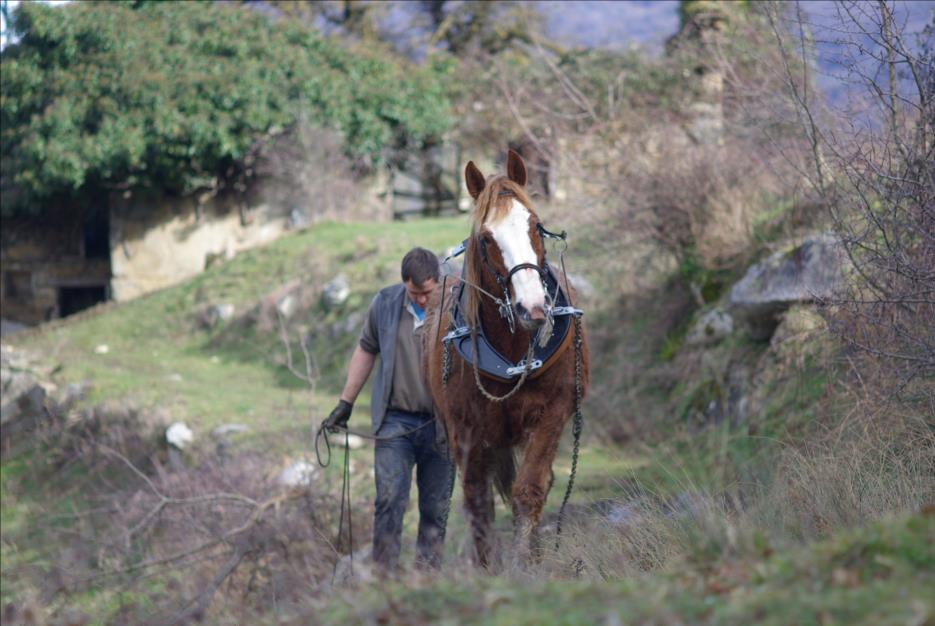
[323,399,353,433]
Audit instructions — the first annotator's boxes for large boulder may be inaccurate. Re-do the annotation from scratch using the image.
[728,234,844,340]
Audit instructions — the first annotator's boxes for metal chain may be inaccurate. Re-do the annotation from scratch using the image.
[442,339,451,387]
[469,328,537,403]
[438,444,456,549]
[555,314,583,548]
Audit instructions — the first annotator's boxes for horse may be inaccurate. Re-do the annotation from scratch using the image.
[423,150,590,569]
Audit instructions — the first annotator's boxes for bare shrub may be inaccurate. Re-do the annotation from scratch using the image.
[99,453,347,624]
[765,1,935,391]
[624,137,785,276]
[41,402,170,476]
[1,404,358,625]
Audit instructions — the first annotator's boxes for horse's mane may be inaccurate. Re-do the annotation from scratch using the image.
[463,176,536,330]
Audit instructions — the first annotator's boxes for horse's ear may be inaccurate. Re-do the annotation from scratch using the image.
[465,161,486,200]
[506,149,527,187]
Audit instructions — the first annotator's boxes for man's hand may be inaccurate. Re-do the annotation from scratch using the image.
[323,399,353,433]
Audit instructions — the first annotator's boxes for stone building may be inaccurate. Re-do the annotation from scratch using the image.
[1,139,461,331]
[0,190,298,328]
[1,201,112,326]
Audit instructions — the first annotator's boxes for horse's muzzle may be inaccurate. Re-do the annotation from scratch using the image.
[516,303,546,331]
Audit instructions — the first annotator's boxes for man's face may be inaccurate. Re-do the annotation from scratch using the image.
[405,278,437,309]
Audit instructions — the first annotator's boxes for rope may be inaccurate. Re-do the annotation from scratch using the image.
[314,420,435,468]
[444,267,509,309]
[554,315,583,549]
[330,431,353,584]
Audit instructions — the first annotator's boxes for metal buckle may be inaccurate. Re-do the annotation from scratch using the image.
[443,326,471,343]
[498,299,516,334]
[537,223,567,241]
[550,306,583,317]
[506,359,543,377]
[444,240,467,263]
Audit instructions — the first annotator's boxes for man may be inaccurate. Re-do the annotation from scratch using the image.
[323,247,454,571]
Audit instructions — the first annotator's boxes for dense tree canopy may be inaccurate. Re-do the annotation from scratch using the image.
[0,1,452,215]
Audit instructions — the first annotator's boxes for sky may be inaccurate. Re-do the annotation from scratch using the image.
[1,0,72,47]
[541,0,932,53]
[541,0,682,51]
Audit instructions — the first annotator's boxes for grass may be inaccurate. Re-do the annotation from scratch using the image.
[8,217,471,440]
[1,214,649,611]
[315,512,935,626]
[0,217,472,613]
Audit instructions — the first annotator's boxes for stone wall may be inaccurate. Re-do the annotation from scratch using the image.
[1,206,111,325]
[2,132,456,326]
[108,162,393,301]
[109,190,290,301]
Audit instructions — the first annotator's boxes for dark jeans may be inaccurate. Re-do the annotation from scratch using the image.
[372,410,454,571]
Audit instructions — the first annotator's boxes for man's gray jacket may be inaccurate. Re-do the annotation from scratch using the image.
[363,284,406,434]
[361,282,447,450]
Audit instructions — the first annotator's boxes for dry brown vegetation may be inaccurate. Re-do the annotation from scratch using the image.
[2,2,933,624]
[2,401,365,625]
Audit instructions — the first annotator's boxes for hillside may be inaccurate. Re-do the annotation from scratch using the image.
[2,0,933,623]
[2,212,933,625]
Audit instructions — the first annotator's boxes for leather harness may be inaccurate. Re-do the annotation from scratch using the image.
[443,253,582,383]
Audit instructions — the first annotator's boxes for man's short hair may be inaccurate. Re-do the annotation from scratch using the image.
[401,247,440,285]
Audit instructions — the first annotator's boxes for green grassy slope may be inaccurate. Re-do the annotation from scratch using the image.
[1,216,641,617]
[4,217,932,625]
[9,218,471,439]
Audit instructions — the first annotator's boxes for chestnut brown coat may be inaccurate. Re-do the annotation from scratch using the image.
[423,150,590,568]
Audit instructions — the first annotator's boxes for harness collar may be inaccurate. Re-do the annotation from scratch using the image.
[445,263,582,382]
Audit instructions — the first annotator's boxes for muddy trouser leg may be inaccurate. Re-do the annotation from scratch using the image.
[414,419,455,569]
[372,413,416,572]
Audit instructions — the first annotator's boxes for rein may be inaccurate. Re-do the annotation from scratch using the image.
[314,420,435,469]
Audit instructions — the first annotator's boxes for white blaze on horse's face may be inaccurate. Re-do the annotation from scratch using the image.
[486,199,546,319]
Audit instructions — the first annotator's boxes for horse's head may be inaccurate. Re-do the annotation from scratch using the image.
[464,150,548,332]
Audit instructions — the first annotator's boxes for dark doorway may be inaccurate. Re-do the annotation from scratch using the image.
[84,207,110,260]
[58,286,107,318]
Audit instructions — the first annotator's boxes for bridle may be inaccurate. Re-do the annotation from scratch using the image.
[477,192,568,334]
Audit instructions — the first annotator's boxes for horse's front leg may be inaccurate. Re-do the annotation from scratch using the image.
[511,421,563,569]
[461,446,495,570]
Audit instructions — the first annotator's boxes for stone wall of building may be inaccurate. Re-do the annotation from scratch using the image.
[1,206,112,325]
[109,190,290,301]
